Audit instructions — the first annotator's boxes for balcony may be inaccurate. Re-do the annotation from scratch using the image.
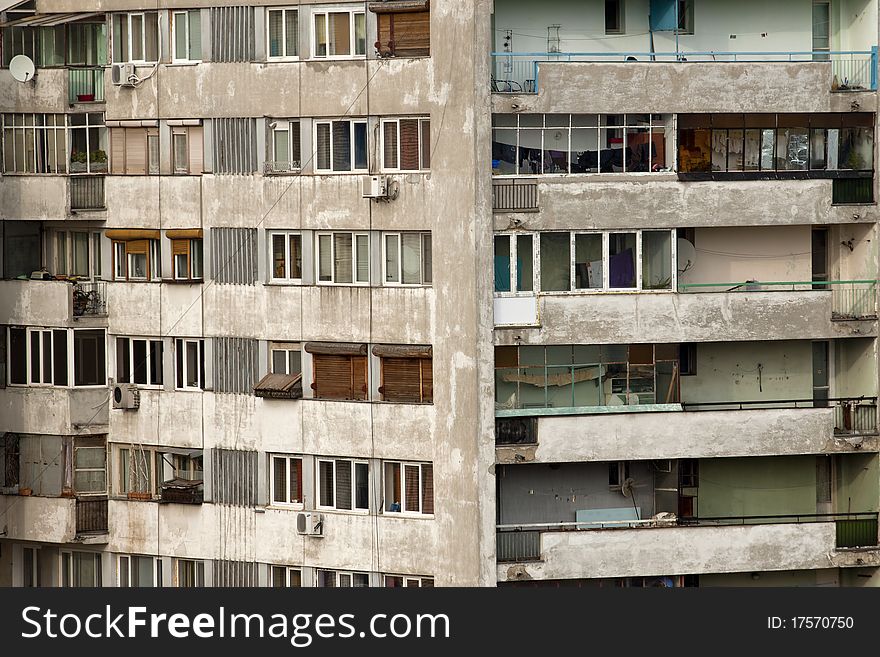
[491,51,878,95]
[0,495,76,543]
[68,67,105,104]
[75,496,109,541]
[72,281,108,318]
[0,279,107,325]
[69,176,105,211]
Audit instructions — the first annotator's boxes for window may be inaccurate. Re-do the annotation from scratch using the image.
[381,118,430,171]
[175,338,205,390]
[22,547,40,587]
[171,238,204,281]
[605,1,624,34]
[374,6,430,57]
[61,551,102,587]
[494,234,534,293]
[307,344,369,400]
[267,8,299,59]
[271,566,302,587]
[67,21,107,66]
[74,329,107,386]
[170,125,204,174]
[678,113,874,175]
[315,570,369,587]
[1,433,20,490]
[270,231,303,281]
[492,113,670,176]
[116,337,164,386]
[74,436,106,494]
[8,327,68,386]
[317,458,369,511]
[175,559,205,587]
[608,461,630,488]
[52,230,102,279]
[377,350,433,403]
[118,555,161,587]
[316,232,370,284]
[267,120,302,173]
[110,127,159,175]
[271,344,302,376]
[1,113,67,174]
[112,12,160,63]
[112,238,161,281]
[383,232,431,285]
[383,462,433,514]
[118,446,155,497]
[680,343,697,376]
[312,9,366,58]
[314,120,368,172]
[172,10,202,62]
[677,0,694,34]
[384,575,434,587]
[270,455,303,506]
[69,113,108,173]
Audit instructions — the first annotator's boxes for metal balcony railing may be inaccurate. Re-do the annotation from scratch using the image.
[72,281,107,317]
[677,280,878,320]
[496,512,879,560]
[68,67,105,103]
[491,49,878,94]
[69,176,105,210]
[75,496,108,534]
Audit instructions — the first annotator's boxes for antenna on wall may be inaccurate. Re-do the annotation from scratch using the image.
[9,55,35,83]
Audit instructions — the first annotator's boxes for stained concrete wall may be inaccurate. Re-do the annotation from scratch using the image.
[498,522,848,580]
[0,280,71,326]
[0,177,69,221]
[0,495,76,544]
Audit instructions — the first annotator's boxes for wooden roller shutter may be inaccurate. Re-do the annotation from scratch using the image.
[381,357,422,403]
[383,121,398,169]
[421,464,433,514]
[110,129,126,174]
[292,458,303,502]
[399,119,420,170]
[377,10,430,57]
[421,357,433,403]
[126,128,146,174]
[420,119,431,169]
[188,126,204,174]
[312,354,368,400]
[350,355,368,400]
[335,459,352,510]
[404,464,420,512]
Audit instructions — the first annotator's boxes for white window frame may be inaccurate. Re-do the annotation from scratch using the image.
[53,230,102,280]
[313,119,369,173]
[113,12,160,64]
[315,231,370,285]
[383,574,434,587]
[1,112,67,174]
[314,569,370,587]
[269,454,304,508]
[266,7,299,61]
[74,441,107,495]
[270,565,302,587]
[113,238,161,281]
[316,458,370,513]
[494,232,538,297]
[311,8,366,59]
[270,343,302,375]
[380,117,431,172]
[117,445,158,497]
[383,461,433,516]
[269,230,303,282]
[268,120,302,173]
[174,558,205,587]
[116,336,164,388]
[13,327,62,387]
[60,550,102,587]
[382,232,432,286]
[172,238,204,281]
[171,10,202,63]
[117,554,162,587]
[174,338,204,391]
[72,328,108,388]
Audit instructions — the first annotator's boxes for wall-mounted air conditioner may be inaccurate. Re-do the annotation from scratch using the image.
[362,175,389,199]
[110,62,136,87]
[296,512,324,536]
[112,384,140,410]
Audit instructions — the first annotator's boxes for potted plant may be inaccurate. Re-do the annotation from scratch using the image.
[70,149,88,172]
[91,149,108,172]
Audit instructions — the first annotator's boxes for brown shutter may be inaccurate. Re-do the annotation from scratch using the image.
[391,11,430,57]
[381,357,423,402]
[422,464,433,514]
[188,126,204,174]
[377,13,392,56]
[421,357,433,403]
[110,129,126,174]
[399,119,420,170]
[420,119,431,169]
[126,128,146,175]
[292,458,302,502]
[351,355,368,400]
[383,121,398,169]
[404,464,419,511]
[313,354,352,399]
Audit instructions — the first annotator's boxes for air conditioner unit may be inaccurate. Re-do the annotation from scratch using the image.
[112,384,140,410]
[110,62,136,87]
[296,512,324,537]
[362,174,389,199]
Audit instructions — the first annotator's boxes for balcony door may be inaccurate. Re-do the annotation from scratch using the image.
[812,341,830,408]
[812,2,831,62]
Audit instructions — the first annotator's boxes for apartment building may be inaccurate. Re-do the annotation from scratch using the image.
[1,0,879,590]
[0,0,496,587]
[491,0,880,587]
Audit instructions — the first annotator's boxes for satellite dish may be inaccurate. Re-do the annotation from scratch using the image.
[9,55,35,83]
[677,238,697,274]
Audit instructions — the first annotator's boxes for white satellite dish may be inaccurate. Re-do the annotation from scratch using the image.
[677,238,697,274]
[9,55,35,83]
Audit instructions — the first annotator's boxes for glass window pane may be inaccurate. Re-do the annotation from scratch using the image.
[642,231,672,290]
[355,462,369,509]
[333,233,353,283]
[494,236,510,292]
[174,13,187,59]
[289,235,301,278]
[318,234,332,281]
[385,235,400,283]
[268,10,282,57]
[272,234,286,278]
[145,13,159,61]
[329,12,351,56]
[188,10,201,60]
[516,235,533,292]
[540,233,570,292]
[185,341,199,387]
[609,233,636,288]
[353,122,368,170]
[356,234,369,283]
[401,234,421,284]
[575,234,603,289]
[543,128,568,173]
[285,10,298,57]
[314,14,327,57]
[273,128,288,164]
[131,15,143,61]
